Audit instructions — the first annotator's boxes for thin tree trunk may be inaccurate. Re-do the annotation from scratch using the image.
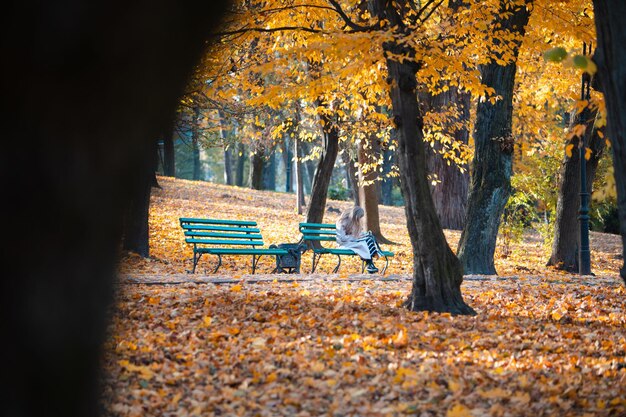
[591,0,626,282]
[263,149,276,190]
[219,110,233,185]
[224,147,233,185]
[548,109,605,271]
[282,137,293,193]
[457,2,531,275]
[191,106,201,180]
[249,144,265,190]
[301,140,317,194]
[306,111,339,225]
[358,135,392,243]
[235,142,246,186]
[295,136,305,214]
[123,140,159,257]
[341,146,360,206]
[380,147,395,206]
[163,128,176,177]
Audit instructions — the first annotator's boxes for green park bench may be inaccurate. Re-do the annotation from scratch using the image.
[299,222,394,274]
[180,217,289,274]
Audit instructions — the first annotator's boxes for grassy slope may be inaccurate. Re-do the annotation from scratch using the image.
[120,176,622,278]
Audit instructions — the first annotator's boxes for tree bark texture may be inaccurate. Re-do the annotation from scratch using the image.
[163,128,176,177]
[419,88,470,230]
[305,112,339,225]
[592,0,626,283]
[457,2,531,275]
[0,2,229,416]
[548,109,605,271]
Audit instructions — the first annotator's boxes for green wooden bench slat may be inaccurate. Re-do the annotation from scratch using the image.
[180,217,257,226]
[185,238,264,246]
[184,231,263,239]
[302,235,335,241]
[181,224,261,233]
[300,229,336,235]
[299,223,336,229]
[197,248,288,255]
[180,217,290,273]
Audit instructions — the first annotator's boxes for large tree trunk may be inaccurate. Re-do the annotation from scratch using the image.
[163,128,176,177]
[548,108,605,271]
[370,0,474,314]
[419,88,470,230]
[385,56,474,315]
[358,135,392,243]
[592,0,626,283]
[457,2,531,275]
[305,111,339,225]
[0,2,228,417]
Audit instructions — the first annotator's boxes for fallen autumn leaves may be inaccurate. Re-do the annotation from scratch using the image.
[102,278,626,416]
[103,177,626,416]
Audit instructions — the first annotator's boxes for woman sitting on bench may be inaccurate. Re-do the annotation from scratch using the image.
[336,206,383,274]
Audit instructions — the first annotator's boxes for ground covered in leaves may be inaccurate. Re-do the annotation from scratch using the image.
[103,177,626,416]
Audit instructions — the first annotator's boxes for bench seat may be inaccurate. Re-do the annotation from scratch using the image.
[299,222,394,274]
[180,218,287,274]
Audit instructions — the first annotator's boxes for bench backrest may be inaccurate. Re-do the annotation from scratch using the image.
[299,222,337,246]
[180,218,264,247]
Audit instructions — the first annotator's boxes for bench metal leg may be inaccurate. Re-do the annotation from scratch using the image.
[381,255,389,275]
[212,254,222,274]
[251,254,260,274]
[332,254,342,273]
[311,252,320,273]
[190,252,202,274]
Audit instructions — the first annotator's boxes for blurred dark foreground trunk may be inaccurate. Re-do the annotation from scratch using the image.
[0,1,229,416]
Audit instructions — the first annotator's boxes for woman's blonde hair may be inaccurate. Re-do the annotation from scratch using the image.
[338,206,364,236]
